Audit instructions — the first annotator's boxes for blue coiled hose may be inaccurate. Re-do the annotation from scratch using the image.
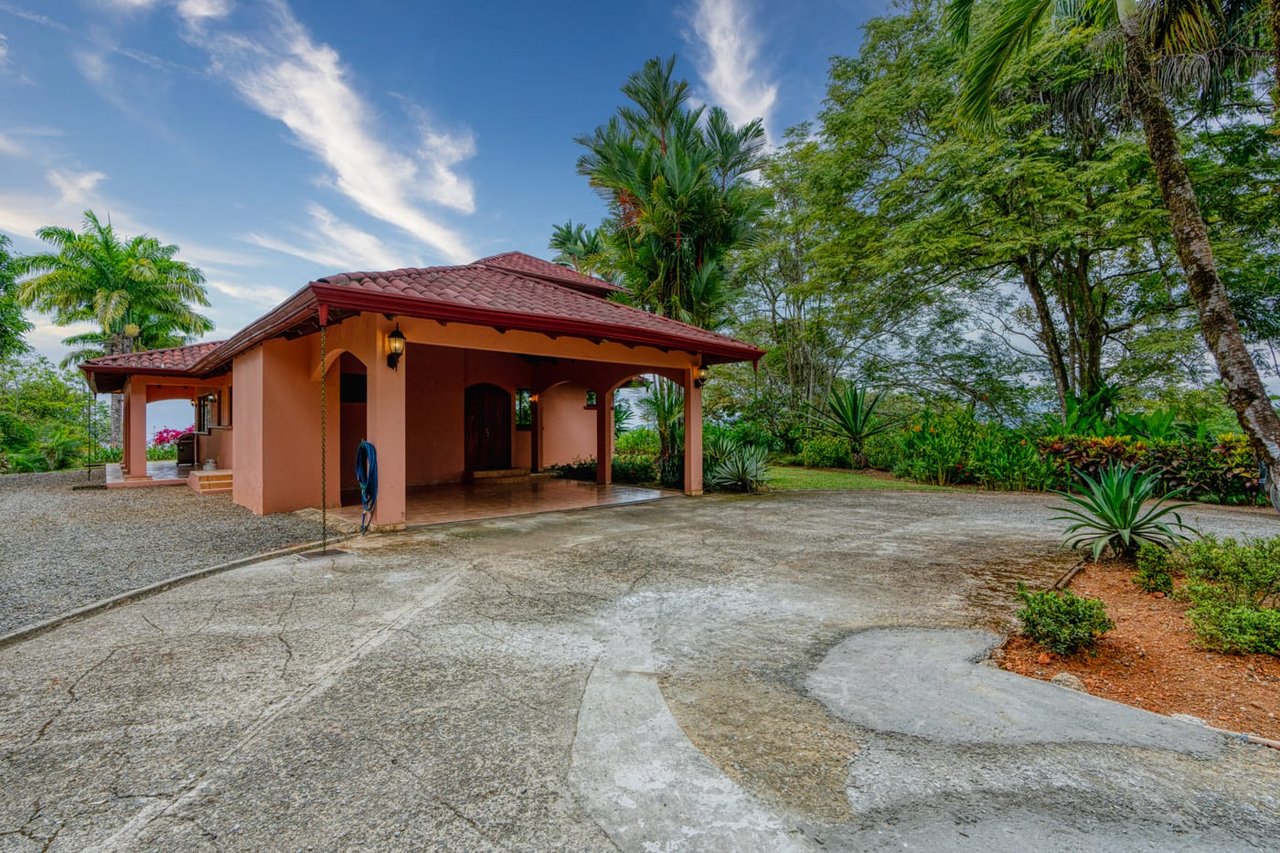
[354,440,378,534]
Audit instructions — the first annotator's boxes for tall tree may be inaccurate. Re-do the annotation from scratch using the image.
[948,0,1280,510]
[0,235,33,363]
[575,56,768,330]
[548,221,614,279]
[14,210,213,446]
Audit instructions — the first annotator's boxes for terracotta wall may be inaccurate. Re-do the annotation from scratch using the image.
[402,343,537,484]
[198,427,233,469]
[231,347,265,513]
[539,382,597,466]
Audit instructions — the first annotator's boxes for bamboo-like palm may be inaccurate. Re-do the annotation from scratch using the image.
[14,210,212,444]
[548,221,614,279]
[947,0,1280,512]
[576,56,767,330]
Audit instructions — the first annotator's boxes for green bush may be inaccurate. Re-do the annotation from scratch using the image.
[1187,603,1280,655]
[1038,433,1265,506]
[1165,536,1280,655]
[772,452,804,467]
[969,426,1056,492]
[612,454,657,484]
[616,428,659,456]
[862,429,900,471]
[800,435,851,469]
[1133,544,1174,595]
[1053,464,1197,560]
[550,458,596,481]
[893,407,977,485]
[1016,586,1114,655]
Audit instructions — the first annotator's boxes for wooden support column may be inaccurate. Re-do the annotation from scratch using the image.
[596,388,614,485]
[683,368,703,496]
[125,379,150,480]
[367,316,406,529]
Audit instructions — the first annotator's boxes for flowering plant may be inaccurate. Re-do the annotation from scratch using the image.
[151,425,195,447]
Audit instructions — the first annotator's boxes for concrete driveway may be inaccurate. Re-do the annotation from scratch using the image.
[2,490,1278,851]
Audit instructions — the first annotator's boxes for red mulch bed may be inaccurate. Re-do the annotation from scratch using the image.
[1000,559,1280,741]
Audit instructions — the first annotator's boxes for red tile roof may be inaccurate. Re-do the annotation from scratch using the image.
[472,252,623,295]
[83,341,224,373]
[81,251,762,385]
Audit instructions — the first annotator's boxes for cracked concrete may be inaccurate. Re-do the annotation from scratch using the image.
[1,490,1278,850]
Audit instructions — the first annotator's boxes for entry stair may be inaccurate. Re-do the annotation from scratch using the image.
[468,468,556,486]
[188,468,233,495]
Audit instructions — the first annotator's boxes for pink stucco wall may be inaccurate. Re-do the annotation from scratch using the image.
[539,382,596,467]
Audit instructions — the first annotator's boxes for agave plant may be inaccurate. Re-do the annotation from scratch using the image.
[807,385,894,469]
[709,444,770,493]
[1053,464,1198,561]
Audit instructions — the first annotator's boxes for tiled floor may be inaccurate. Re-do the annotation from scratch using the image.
[105,461,192,487]
[330,478,675,528]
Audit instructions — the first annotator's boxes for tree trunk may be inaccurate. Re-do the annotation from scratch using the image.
[1123,21,1280,511]
[1016,255,1070,418]
[106,334,129,448]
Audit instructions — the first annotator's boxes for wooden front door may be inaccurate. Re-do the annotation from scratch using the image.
[465,384,512,471]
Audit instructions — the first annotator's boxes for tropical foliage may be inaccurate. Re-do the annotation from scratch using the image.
[0,354,106,473]
[1052,464,1197,560]
[806,385,893,469]
[1016,586,1115,655]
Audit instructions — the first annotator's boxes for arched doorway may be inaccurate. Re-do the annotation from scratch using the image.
[465,383,512,471]
[336,352,368,505]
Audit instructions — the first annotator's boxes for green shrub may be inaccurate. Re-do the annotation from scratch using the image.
[893,407,977,485]
[709,444,770,492]
[616,427,659,456]
[1187,603,1280,655]
[1016,586,1114,655]
[613,454,657,484]
[1176,536,1280,609]
[1133,544,1174,595]
[1161,536,1280,655]
[969,426,1055,492]
[772,452,804,467]
[550,458,596,481]
[800,435,851,469]
[862,430,900,471]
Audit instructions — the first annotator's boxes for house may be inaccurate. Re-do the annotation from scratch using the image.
[80,253,763,529]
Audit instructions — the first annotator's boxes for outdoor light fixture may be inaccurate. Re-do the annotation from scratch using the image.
[386,325,406,370]
[694,366,710,388]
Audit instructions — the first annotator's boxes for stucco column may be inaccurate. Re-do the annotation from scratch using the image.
[367,318,406,529]
[596,388,614,485]
[683,369,703,496]
[121,394,131,475]
[530,395,542,473]
[125,379,150,480]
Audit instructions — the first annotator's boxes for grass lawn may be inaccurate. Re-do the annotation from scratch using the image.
[767,466,946,491]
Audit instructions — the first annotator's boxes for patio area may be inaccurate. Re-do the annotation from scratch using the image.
[104,460,190,487]
[329,477,674,528]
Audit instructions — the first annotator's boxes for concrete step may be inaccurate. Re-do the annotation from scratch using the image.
[188,469,234,495]
[471,468,531,480]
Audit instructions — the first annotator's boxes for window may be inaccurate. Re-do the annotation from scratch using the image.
[196,393,217,434]
[515,389,532,430]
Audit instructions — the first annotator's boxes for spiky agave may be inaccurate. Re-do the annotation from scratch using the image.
[1053,463,1198,560]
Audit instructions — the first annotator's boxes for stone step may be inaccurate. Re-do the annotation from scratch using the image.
[471,468,531,480]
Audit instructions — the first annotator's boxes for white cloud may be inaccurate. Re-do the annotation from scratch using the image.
[689,0,778,141]
[175,0,232,22]
[205,278,289,307]
[74,50,109,83]
[0,133,22,157]
[0,32,9,68]
[182,0,475,263]
[245,203,408,272]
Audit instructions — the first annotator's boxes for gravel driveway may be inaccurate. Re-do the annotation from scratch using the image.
[1,489,1278,850]
[0,471,337,636]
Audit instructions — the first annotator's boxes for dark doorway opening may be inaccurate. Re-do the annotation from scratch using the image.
[465,383,512,471]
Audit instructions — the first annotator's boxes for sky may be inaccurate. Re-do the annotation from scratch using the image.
[0,0,891,368]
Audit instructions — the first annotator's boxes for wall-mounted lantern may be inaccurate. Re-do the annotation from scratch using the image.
[386,325,406,370]
[694,366,710,388]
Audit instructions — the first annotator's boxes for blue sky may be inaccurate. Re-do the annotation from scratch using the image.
[1,0,888,369]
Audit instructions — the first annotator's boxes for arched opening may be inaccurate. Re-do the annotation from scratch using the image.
[336,351,368,506]
[464,383,512,471]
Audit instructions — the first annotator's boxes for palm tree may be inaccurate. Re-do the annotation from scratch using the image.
[548,221,613,279]
[0,235,33,362]
[576,56,767,329]
[14,210,212,445]
[947,0,1280,512]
